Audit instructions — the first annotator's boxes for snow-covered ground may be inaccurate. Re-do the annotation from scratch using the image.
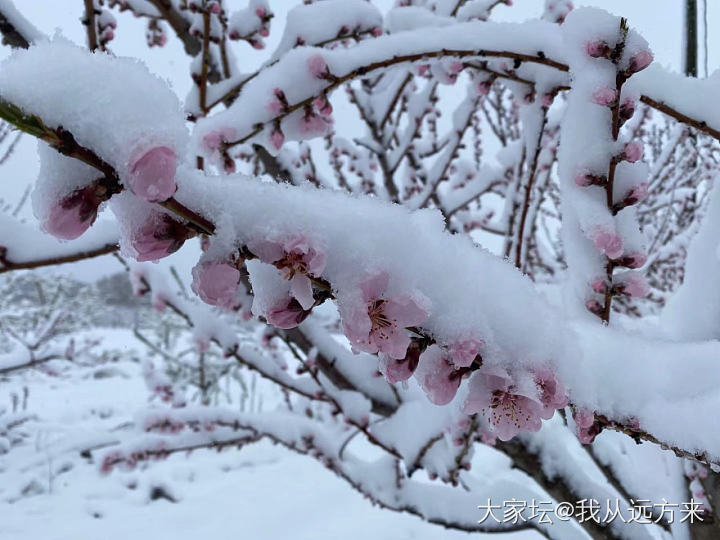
[0,330,534,540]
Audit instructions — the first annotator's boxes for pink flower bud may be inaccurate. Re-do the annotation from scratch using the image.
[255,7,266,17]
[592,230,624,259]
[270,127,284,151]
[617,274,649,298]
[43,185,102,240]
[623,141,644,163]
[476,80,492,96]
[585,40,610,58]
[574,173,605,187]
[585,298,603,316]
[625,182,649,205]
[573,408,595,429]
[307,54,330,79]
[622,252,647,269]
[591,87,617,107]
[251,39,265,50]
[541,93,554,107]
[449,61,464,74]
[259,27,269,37]
[209,2,220,14]
[590,278,607,293]
[267,298,311,329]
[129,146,177,202]
[191,261,241,309]
[628,50,653,73]
[417,64,429,76]
[371,27,382,37]
[131,213,190,262]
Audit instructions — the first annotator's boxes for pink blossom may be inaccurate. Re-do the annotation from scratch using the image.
[623,141,644,163]
[573,408,595,429]
[43,185,102,240]
[307,54,330,79]
[129,146,177,202]
[586,298,603,316]
[619,98,635,124]
[267,89,285,114]
[480,431,497,446]
[463,366,543,441]
[341,272,429,359]
[131,213,190,262]
[591,87,617,107]
[573,408,600,444]
[449,61,464,74]
[575,173,607,187]
[621,251,647,269]
[534,368,568,419]
[592,229,624,259]
[312,95,333,117]
[590,277,607,293]
[448,338,483,368]
[624,182,648,205]
[266,297,312,329]
[300,111,331,136]
[379,340,422,384]
[617,274,649,298]
[628,50,653,73]
[191,261,241,309]
[202,127,236,152]
[414,345,461,405]
[476,80,492,96]
[585,40,610,58]
[248,235,326,310]
[270,127,284,151]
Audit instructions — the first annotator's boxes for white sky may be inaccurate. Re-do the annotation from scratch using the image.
[0,0,715,280]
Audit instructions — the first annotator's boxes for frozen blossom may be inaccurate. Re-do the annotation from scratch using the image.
[131,212,190,262]
[414,345,461,405]
[463,366,543,441]
[341,272,428,360]
[591,229,624,259]
[42,185,103,240]
[248,235,326,310]
[191,261,241,310]
[128,146,177,202]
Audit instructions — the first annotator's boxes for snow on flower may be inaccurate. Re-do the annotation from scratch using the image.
[585,40,611,58]
[191,261,242,310]
[534,368,568,419]
[616,273,649,298]
[448,338,483,368]
[591,228,624,259]
[591,87,617,107]
[341,272,429,360]
[463,366,543,441]
[414,345,461,405]
[128,146,177,202]
[248,235,326,310]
